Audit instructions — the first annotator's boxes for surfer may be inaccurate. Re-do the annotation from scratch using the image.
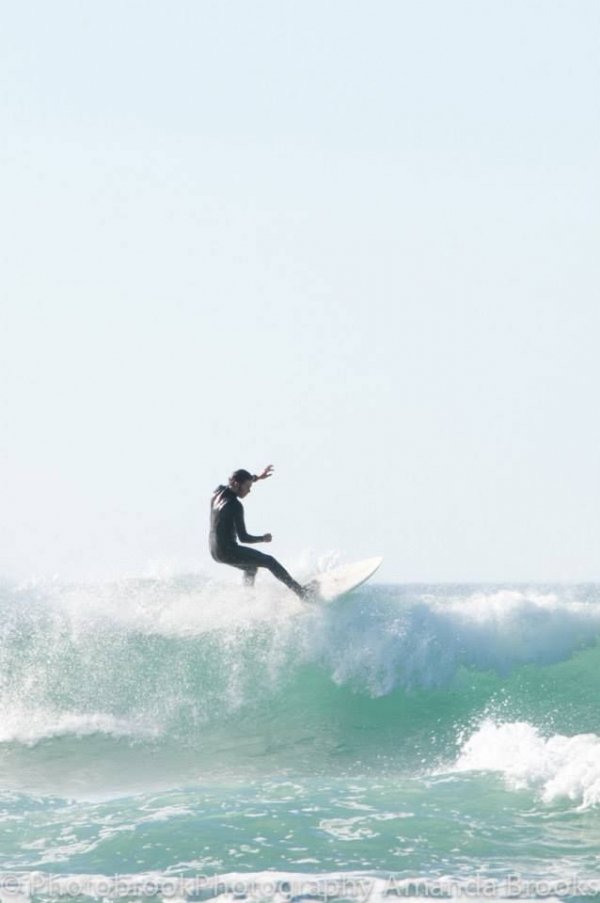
[210,465,307,598]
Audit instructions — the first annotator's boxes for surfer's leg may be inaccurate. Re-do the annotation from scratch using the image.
[261,555,306,598]
[243,567,257,587]
[224,547,305,598]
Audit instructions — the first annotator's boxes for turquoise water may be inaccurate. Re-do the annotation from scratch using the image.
[1,577,600,900]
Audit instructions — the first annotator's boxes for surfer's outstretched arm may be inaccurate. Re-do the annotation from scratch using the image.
[253,464,274,482]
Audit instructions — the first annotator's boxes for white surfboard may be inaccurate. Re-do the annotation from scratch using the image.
[306,556,383,602]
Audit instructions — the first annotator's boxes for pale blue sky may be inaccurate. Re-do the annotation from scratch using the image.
[1,1,599,581]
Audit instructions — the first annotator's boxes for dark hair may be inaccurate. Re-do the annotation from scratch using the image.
[230,468,254,484]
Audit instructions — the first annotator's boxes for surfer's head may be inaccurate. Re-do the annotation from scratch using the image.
[229,469,255,498]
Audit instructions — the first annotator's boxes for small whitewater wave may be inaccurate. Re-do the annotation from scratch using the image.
[453,720,600,809]
[0,703,160,746]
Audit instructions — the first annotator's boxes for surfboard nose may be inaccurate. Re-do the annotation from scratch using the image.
[306,556,384,603]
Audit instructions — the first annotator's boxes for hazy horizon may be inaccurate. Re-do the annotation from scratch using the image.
[1,1,599,583]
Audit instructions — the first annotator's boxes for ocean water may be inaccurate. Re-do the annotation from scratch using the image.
[1,575,600,901]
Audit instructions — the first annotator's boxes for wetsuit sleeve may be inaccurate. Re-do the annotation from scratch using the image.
[234,501,263,544]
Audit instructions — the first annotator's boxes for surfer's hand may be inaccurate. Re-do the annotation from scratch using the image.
[262,533,272,542]
[257,465,274,481]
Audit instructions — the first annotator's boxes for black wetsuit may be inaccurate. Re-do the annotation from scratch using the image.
[209,485,304,597]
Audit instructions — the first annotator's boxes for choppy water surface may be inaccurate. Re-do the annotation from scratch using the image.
[1,576,599,900]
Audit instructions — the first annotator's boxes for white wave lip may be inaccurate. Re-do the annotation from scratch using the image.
[453,720,600,808]
[437,588,600,667]
[315,587,600,694]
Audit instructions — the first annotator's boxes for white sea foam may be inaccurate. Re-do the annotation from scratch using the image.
[0,704,159,746]
[453,720,600,808]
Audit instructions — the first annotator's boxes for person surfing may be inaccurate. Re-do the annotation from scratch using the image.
[209,465,307,598]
